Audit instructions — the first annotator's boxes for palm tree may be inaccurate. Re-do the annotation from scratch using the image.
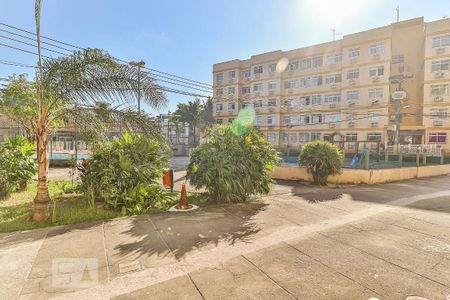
[170,114,183,144]
[0,0,166,221]
[174,98,203,146]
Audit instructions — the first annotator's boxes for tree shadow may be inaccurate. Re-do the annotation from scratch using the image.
[114,202,267,260]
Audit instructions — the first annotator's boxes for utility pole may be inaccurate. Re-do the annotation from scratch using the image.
[396,5,400,22]
[128,60,146,113]
[167,110,171,143]
[330,28,342,41]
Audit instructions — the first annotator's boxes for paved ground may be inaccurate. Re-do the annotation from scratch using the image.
[1,175,450,299]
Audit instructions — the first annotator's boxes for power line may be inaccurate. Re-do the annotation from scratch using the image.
[0,41,50,58]
[0,59,36,68]
[0,34,68,56]
[0,22,212,89]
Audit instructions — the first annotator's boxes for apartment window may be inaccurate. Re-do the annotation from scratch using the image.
[268,63,277,73]
[432,35,450,48]
[311,114,322,124]
[228,118,234,123]
[216,103,223,111]
[254,116,262,125]
[267,99,277,106]
[300,77,311,88]
[268,81,277,90]
[228,87,235,95]
[367,133,382,141]
[254,100,263,108]
[284,133,297,143]
[242,70,251,79]
[324,94,341,104]
[311,133,321,141]
[242,102,252,108]
[325,74,342,84]
[284,79,300,89]
[347,90,359,101]
[325,113,340,123]
[347,69,360,80]
[370,43,385,55]
[216,73,224,82]
[253,83,263,92]
[345,133,358,142]
[430,108,448,119]
[368,88,383,99]
[346,112,357,120]
[299,115,310,125]
[283,99,295,107]
[311,75,323,86]
[242,86,250,94]
[348,47,360,58]
[216,88,223,97]
[216,119,223,124]
[391,55,404,64]
[429,132,447,143]
[312,56,323,68]
[311,94,322,105]
[431,84,449,96]
[228,70,236,80]
[298,133,309,143]
[284,116,292,125]
[254,65,263,75]
[300,96,310,106]
[267,116,277,125]
[267,133,277,143]
[368,111,379,121]
[300,58,311,70]
[287,61,299,71]
[327,54,342,65]
[369,66,385,77]
[431,60,450,72]
[228,103,236,111]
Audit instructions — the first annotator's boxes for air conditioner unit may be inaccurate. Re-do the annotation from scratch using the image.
[436,47,446,55]
[434,72,445,79]
[215,111,222,115]
[370,98,380,105]
[244,77,250,82]
[216,81,222,85]
[228,79,235,84]
[288,89,294,94]
[328,123,336,128]
[348,79,356,86]
[348,101,356,106]
[348,121,355,128]
[329,84,337,89]
[268,108,275,112]
[370,122,379,128]
[329,103,337,109]
[433,120,444,126]
[434,96,444,102]
[269,90,275,95]
[371,76,380,82]
[254,108,261,113]
[254,92,260,97]
[254,74,260,79]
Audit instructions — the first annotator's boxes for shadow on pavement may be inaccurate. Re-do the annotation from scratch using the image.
[114,202,267,260]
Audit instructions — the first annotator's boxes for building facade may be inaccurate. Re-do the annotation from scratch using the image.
[212,17,450,152]
[157,114,190,146]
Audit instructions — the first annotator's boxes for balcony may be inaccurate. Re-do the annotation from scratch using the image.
[370,122,379,128]
[433,120,444,126]
[348,121,356,128]
[434,96,444,103]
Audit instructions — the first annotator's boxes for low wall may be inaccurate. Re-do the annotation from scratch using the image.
[272,164,450,184]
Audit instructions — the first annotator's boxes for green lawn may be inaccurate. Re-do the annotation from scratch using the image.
[0,180,208,234]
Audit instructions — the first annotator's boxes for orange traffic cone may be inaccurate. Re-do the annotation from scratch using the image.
[179,183,188,209]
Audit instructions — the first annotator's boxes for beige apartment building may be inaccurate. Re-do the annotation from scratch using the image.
[212,17,450,152]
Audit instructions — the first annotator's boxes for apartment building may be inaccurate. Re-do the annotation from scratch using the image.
[157,114,190,145]
[212,17,450,152]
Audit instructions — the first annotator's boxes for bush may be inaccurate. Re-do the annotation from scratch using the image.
[0,135,36,198]
[298,141,344,185]
[186,125,280,202]
[79,132,170,215]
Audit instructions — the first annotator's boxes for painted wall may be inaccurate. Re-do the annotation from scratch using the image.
[272,164,450,184]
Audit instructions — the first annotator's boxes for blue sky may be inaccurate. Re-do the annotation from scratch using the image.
[1,0,449,114]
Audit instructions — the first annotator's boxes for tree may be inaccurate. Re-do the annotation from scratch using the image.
[298,141,344,185]
[169,114,183,144]
[173,98,203,146]
[0,0,167,221]
[200,97,215,130]
[186,125,280,202]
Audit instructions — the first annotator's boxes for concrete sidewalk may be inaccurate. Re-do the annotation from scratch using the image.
[1,175,450,299]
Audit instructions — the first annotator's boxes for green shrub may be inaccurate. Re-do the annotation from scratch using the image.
[0,135,36,198]
[79,132,170,214]
[187,125,280,202]
[298,141,344,185]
